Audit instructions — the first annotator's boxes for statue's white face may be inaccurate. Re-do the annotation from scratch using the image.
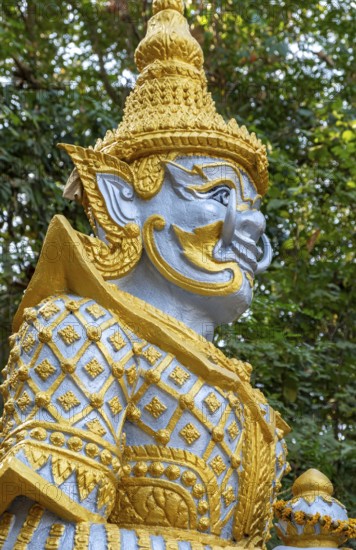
[97,155,271,328]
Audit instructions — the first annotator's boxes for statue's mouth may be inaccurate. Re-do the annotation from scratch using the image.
[215,235,260,276]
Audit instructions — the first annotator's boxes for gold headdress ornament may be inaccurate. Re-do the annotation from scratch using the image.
[93,0,269,197]
[60,0,269,281]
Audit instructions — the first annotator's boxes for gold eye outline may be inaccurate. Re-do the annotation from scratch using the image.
[198,184,232,206]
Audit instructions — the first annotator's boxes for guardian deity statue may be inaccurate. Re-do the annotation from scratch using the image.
[0,1,354,549]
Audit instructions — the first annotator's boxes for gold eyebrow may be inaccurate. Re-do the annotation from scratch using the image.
[164,159,261,207]
[187,177,236,192]
[188,162,259,204]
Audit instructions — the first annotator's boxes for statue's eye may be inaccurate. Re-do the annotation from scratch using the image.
[208,186,231,206]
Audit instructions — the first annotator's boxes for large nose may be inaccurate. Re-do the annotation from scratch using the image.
[235,209,266,243]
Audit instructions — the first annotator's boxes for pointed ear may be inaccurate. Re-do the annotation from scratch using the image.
[164,161,207,200]
[58,144,139,246]
[96,173,138,228]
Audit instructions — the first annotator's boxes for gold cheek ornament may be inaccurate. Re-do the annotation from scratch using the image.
[143,216,244,296]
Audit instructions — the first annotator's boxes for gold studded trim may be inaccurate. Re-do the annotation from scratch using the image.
[115,444,221,534]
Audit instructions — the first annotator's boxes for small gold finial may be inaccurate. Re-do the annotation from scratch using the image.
[292,468,334,498]
[152,0,184,14]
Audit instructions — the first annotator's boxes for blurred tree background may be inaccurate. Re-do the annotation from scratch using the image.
[0,0,355,540]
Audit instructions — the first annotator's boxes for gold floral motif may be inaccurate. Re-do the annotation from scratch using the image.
[84,358,104,378]
[227,421,239,440]
[222,487,236,507]
[108,396,123,415]
[109,331,126,352]
[204,392,221,414]
[58,325,80,345]
[39,302,60,321]
[17,391,32,411]
[86,304,106,320]
[35,359,57,381]
[233,411,275,547]
[169,366,190,387]
[57,391,80,411]
[86,418,107,436]
[144,397,167,419]
[179,423,200,445]
[210,455,226,476]
[142,346,162,365]
[22,333,36,354]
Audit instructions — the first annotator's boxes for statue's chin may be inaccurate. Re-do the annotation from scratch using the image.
[205,272,254,326]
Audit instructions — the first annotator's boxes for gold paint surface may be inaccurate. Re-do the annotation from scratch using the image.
[143,216,243,296]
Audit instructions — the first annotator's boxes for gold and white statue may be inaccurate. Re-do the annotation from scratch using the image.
[0,1,354,549]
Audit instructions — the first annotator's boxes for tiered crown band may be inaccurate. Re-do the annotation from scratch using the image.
[94,0,269,195]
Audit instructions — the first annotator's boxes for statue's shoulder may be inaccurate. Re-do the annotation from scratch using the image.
[18,292,137,351]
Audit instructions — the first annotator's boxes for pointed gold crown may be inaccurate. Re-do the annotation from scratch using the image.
[95,0,269,195]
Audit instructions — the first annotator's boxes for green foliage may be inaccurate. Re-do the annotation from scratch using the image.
[1,0,355,540]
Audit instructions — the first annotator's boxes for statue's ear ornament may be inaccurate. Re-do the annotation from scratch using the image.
[59,144,142,280]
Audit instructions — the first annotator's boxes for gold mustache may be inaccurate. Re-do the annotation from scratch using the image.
[143,216,243,296]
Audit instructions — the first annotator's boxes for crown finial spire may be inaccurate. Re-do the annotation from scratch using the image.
[152,0,184,14]
[96,0,269,197]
